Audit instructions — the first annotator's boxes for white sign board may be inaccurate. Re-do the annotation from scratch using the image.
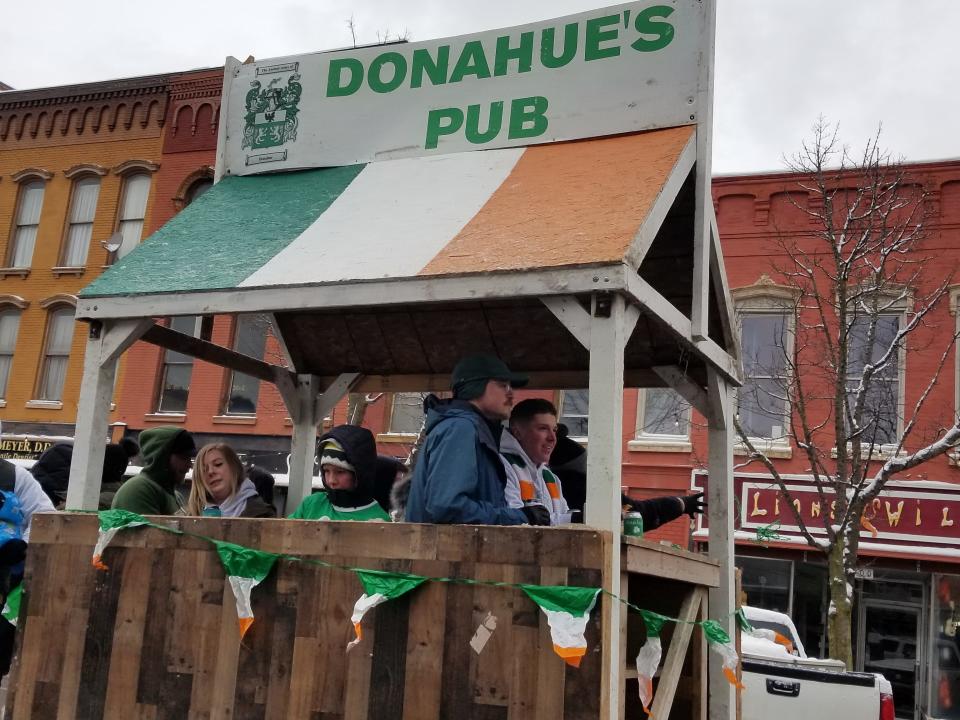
[222,1,707,174]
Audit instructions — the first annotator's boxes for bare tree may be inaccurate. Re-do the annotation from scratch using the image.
[734,119,960,667]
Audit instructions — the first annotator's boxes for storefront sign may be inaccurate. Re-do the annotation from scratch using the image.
[222,1,707,174]
[694,473,960,549]
[0,436,57,461]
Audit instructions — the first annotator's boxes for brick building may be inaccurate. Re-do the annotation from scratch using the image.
[0,74,169,450]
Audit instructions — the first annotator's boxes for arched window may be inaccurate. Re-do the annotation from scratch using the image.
[156,315,198,413]
[0,307,22,399]
[61,175,101,266]
[115,172,152,259]
[8,180,45,268]
[36,306,76,402]
[186,178,213,205]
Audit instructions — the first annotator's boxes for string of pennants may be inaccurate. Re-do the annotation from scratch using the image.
[83,510,751,714]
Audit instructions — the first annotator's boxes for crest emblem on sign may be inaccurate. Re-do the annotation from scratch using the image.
[242,73,303,150]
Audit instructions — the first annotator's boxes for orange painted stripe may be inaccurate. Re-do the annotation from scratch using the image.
[419,126,694,276]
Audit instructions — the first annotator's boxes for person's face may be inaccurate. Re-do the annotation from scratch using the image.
[512,413,558,465]
[471,379,514,421]
[169,452,193,484]
[202,449,236,503]
[323,465,357,491]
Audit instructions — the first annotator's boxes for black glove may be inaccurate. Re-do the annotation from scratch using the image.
[681,492,706,517]
[521,504,551,526]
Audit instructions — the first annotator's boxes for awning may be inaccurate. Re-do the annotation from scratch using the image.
[80,126,695,299]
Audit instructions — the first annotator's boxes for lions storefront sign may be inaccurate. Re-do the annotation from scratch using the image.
[222,1,708,174]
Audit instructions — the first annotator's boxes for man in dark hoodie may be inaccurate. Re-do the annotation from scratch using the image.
[289,425,389,521]
[405,354,551,526]
[32,437,140,509]
[111,427,195,515]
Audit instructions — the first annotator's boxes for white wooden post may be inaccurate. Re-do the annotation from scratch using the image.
[585,294,639,720]
[284,374,321,516]
[706,368,736,720]
[66,318,153,510]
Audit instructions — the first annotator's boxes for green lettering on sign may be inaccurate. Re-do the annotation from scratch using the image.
[368,52,408,93]
[411,46,450,89]
[584,13,620,61]
[632,6,675,52]
[327,58,363,97]
[540,23,579,69]
[449,41,492,83]
[494,31,534,77]
[465,102,504,144]
[425,107,464,149]
[508,96,549,140]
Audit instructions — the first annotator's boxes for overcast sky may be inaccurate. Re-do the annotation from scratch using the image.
[2,1,957,173]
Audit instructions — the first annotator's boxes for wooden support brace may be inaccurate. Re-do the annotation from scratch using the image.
[650,587,705,719]
[652,365,710,418]
[540,295,591,350]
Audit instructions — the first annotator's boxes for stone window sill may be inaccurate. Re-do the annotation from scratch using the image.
[0,400,7,408]
[829,444,907,461]
[627,437,692,453]
[212,414,257,425]
[51,266,85,278]
[0,268,30,279]
[734,442,793,459]
[25,400,63,410]
[144,412,186,423]
[376,432,419,444]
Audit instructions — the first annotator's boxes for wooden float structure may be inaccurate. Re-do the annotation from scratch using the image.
[6,3,739,717]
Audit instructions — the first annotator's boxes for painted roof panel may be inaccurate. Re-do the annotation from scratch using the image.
[79,164,364,298]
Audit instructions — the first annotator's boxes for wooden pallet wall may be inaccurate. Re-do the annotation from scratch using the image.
[7,514,607,720]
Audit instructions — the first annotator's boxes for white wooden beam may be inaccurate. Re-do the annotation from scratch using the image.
[625,133,698,270]
[652,365,709,418]
[284,374,322,516]
[74,265,628,321]
[691,0,717,343]
[706,368,736,720]
[315,372,360,421]
[540,295,591,350]
[584,293,638,720]
[709,208,741,362]
[214,57,240,182]
[66,319,153,510]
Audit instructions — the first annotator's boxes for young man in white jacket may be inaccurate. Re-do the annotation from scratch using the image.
[501,399,571,525]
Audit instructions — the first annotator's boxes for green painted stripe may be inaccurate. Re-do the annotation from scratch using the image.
[80,164,365,298]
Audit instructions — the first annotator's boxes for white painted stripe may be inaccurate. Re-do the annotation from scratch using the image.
[240,148,524,288]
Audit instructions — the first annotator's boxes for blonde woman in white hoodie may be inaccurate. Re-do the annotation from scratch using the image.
[186,444,275,518]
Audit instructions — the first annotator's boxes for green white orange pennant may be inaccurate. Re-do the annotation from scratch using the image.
[520,584,601,667]
[348,569,427,650]
[214,541,278,640]
[702,620,744,688]
[635,610,670,715]
[2,584,22,627]
[92,510,150,570]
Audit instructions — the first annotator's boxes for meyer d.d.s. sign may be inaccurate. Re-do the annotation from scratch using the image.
[221,1,708,174]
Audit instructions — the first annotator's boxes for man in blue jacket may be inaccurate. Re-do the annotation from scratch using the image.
[405,354,551,526]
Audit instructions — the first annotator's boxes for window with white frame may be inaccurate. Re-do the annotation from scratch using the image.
[559,389,589,438]
[115,172,151,259]
[388,392,427,434]
[9,180,45,268]
[637,387,691,440]
[224,314,268,415]
[36,307,75,401]
[0,308,22,398]
[62,176,101,267]
[738,310,791,441]
[156,316,197,413]
[845,313,901,446]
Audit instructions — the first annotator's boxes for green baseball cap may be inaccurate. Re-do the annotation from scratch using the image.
[450,353,529,392]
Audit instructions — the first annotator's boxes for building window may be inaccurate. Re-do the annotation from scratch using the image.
[0,308,21,398]
[157,316,197,413]
[846,314,901,446]
[115,172,151,259]
[638,388,691,438]
[738,311,791,440]
[559,389,589,438]
[224,314,268,415]
[387,393,427,434]
[186,178,213,205]
[37,307,75,401]
[61,176,100,267]
[736,556,793,614]
[8,181,45,268]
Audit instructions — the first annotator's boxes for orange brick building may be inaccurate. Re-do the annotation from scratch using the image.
[0,75,169,445]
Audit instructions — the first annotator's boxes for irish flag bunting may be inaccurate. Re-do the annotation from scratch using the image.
[521,584,601,668]
[92,510,150,570]
[635,610,670,715]
[702,620,744,688]
[348,569,427,651]
[214,541,278,640]
[2,584,22,627]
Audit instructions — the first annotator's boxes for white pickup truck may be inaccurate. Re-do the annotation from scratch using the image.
[741,606,895,720]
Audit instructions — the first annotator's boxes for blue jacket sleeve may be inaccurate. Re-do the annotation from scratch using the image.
[423,420,527,526]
